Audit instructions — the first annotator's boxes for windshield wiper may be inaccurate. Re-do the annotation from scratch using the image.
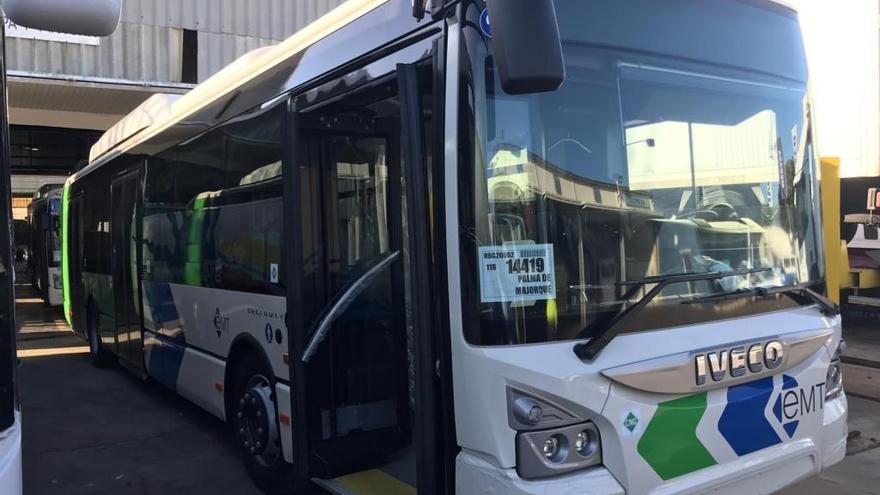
[681,283,840,316]
[762,284,839,315]
[774,285,840,315]
[572,267,770,361]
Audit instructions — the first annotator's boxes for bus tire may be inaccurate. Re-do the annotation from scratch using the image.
[87,302,112,368]
[230,352,292,494]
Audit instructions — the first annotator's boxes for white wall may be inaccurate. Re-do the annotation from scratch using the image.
[792,0,880,177]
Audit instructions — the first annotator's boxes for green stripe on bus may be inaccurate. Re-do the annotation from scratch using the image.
[60,182,72,326]
[184,195,208,286]
[637,393,717,481]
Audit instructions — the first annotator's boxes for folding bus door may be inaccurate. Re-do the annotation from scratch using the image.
[286,60,443,494]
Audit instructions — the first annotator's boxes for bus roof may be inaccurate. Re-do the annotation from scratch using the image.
[75,0,391,182]
[89,93,181,163]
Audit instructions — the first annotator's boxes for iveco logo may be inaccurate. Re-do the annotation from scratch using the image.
[695,341,784,386]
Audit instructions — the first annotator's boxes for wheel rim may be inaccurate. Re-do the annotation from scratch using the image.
[234,374,281,468]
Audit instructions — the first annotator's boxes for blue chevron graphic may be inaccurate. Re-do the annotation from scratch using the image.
[719,377,781,456]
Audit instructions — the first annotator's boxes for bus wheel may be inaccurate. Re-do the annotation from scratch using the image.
[231,353,290,493]
[87,303,111,368]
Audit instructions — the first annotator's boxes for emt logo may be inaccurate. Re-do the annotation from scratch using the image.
[772,375,825,438]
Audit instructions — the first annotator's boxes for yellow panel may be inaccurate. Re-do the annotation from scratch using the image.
[840,241,857,288]
[856,269,880,289]
[333,469,415,495]
[820,157,841,303]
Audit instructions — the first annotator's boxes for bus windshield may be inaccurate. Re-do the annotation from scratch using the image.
[458,0,822,346]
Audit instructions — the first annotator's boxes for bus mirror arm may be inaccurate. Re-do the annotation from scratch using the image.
[301,250,400,363]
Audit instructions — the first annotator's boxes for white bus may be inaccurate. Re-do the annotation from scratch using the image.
[62,0,847,493]
[27,184,64,307]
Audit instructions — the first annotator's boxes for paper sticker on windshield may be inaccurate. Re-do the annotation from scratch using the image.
[479,243,556,303]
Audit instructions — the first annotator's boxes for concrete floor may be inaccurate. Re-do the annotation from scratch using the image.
[14,284,880,494]
[779,395,880,495]
[15,285,263,495]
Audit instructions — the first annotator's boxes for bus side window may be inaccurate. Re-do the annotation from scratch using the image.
[176,131,227,288]
[81,171,112,276]
[210,104,284,294]
[143,154,185,284]
[141,105,284,295]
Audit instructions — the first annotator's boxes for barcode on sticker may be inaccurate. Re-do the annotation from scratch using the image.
[519,248,547,258]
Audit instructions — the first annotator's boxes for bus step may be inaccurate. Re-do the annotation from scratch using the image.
[313,469,415,495]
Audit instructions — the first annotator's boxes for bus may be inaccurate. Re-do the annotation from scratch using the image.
[27,184,64,306]
[62,0,847,493]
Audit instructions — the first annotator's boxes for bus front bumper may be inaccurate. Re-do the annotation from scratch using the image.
[455,450,625,495]
[454,393,846,495]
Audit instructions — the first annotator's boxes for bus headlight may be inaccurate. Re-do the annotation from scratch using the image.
[542,435,564,461]
[826,340,845,401]
[516,422,601,479]
[507,387,602,478]
[575,428,599,457]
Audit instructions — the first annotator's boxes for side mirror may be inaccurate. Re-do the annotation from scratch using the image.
[4,0,122,37]
[485,0,565,95]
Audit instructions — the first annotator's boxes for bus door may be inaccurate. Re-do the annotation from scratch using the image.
[110,169,144,373]
[287,60,441,494]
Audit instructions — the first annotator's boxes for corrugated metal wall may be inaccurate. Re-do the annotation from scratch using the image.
[6,0,347,84]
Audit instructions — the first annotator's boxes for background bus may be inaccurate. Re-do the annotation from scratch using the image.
[26,184,64,306]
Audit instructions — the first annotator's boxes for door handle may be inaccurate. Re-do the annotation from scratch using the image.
[301,250,399,363]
